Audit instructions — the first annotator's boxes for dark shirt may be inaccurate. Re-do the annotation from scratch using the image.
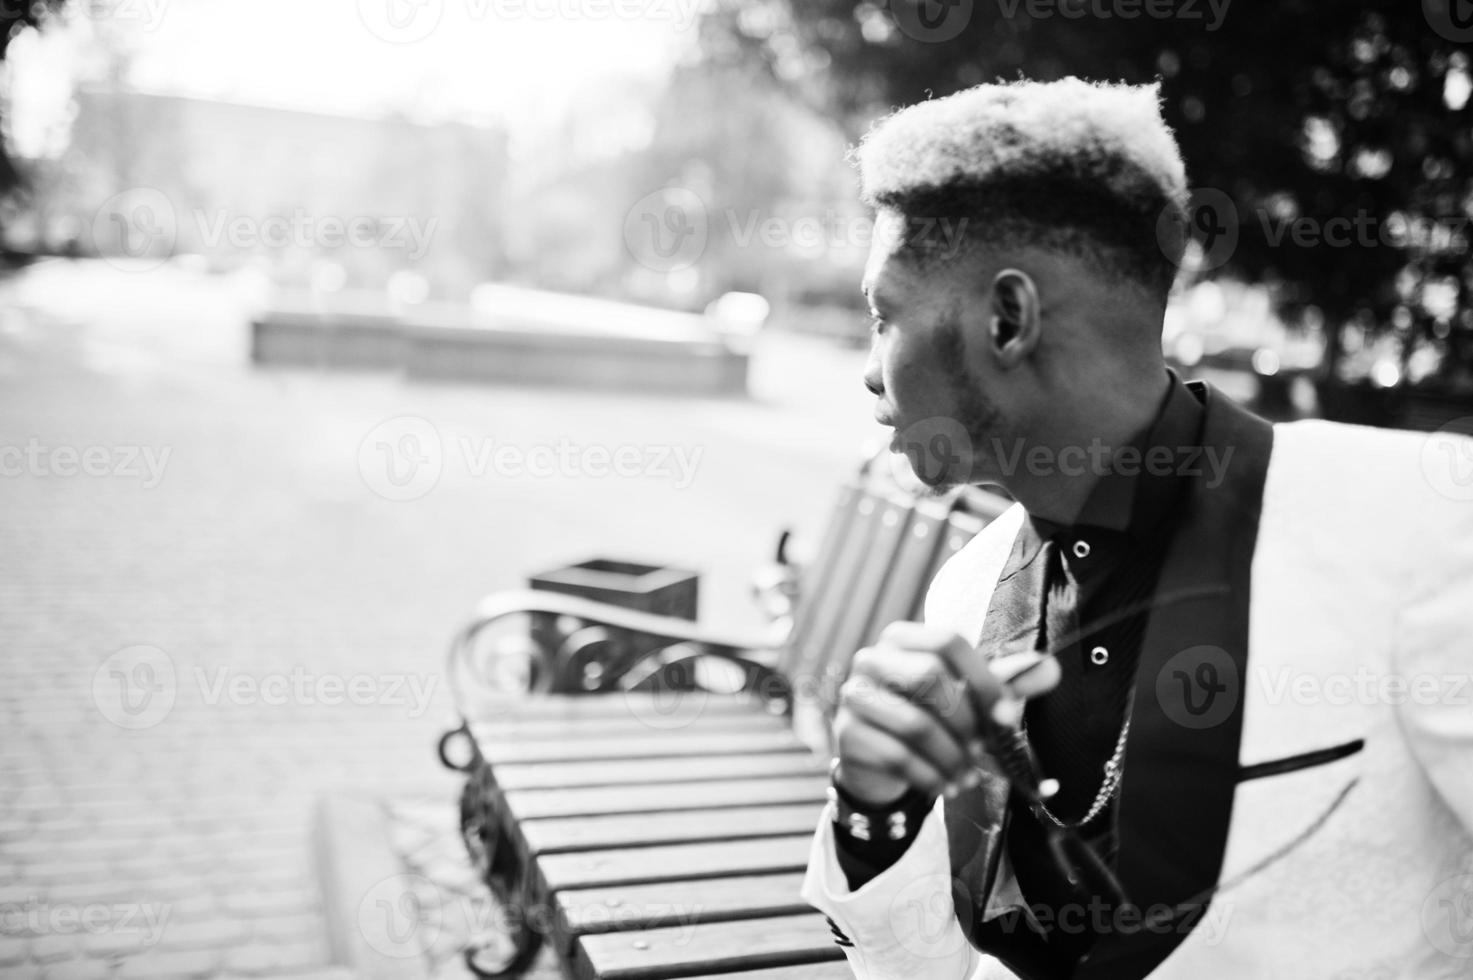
[836,371,1205,975]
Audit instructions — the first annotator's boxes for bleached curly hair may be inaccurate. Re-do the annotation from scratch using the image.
[855,77,1190,297]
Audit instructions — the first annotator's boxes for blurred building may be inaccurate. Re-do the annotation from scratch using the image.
[30,87,510,298]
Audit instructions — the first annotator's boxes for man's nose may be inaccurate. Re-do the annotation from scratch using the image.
[862,345,883,397]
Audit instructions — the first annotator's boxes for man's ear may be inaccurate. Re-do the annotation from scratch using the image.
[988,269,1042,367]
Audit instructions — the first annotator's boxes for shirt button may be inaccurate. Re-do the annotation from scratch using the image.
[1072,540,1091,560]
[1090,646,1110,666]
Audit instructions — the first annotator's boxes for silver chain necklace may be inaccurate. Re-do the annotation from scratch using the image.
[1029,713,1132,829]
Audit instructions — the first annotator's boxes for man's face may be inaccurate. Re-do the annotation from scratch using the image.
[861,213,1010,491]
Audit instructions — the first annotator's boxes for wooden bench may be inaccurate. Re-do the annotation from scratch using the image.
[437,457,1010,980]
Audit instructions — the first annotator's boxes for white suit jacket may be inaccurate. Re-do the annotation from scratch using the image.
[802,392,1473,979]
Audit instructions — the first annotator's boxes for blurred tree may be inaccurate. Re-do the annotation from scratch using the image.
[699,0,1473,404]
[0,0,67,195]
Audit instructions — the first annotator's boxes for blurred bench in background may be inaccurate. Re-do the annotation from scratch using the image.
[251,286,758,396]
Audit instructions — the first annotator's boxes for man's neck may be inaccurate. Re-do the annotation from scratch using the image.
[1001,370,1173,528]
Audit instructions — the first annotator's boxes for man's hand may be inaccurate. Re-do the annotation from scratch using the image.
[832,622,1062,806]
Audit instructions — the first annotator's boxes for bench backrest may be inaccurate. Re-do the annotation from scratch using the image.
[780,458,1010,752]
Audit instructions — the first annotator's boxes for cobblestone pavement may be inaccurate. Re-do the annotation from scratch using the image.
[0,261,875,979]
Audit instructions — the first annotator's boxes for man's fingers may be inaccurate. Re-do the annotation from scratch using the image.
[871,623,1060,735]
[877,621,974,660]
[839,677,972,785]
[834,712,951,800]
[990,651,1063,700]
[876,622,1007,728]
[849,644,979,747]
[981,651,1062,729]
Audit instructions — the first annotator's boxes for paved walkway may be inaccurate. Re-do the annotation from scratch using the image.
[0,261,874,979]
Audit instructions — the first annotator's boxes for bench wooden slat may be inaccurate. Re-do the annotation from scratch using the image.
[478,730,807,765]
[465,692,772,721]
[776,484,860,679]
[574,913,842,980]
[557,872,811,936]
[492,752,826,791]
[787,493,884,691]
[914,509,991,621]
[523,802,822,854]
[821,493,917,681]
[680,965,854,980]
[859,499,953,645]
[504,776,828,820]
[539,834,814,890]
[472,709,787,741]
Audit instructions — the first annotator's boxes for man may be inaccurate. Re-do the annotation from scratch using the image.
[800,77,1473,979]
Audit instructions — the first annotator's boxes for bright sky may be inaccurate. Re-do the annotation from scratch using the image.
[7,0,697,152]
